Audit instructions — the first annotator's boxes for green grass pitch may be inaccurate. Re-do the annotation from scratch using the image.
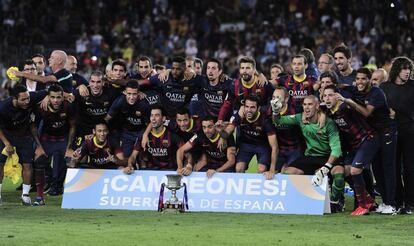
[1,175,413,246]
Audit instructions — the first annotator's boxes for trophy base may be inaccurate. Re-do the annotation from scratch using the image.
[162,201,184,213]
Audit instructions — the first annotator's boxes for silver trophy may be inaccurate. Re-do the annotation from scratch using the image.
[158,174,188,212]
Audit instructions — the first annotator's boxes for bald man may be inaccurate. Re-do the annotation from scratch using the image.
[13,50,74,93]
[371,69,388,87]
[65,55,88,88]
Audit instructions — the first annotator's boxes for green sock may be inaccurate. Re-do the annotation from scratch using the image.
[331,173,345,202]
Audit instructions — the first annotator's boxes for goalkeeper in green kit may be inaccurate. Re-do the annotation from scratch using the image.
[271,91,345,213]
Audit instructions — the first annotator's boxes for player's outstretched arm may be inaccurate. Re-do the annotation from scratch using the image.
[176,141,194,176]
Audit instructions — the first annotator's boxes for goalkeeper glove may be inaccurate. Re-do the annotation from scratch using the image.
[271,97,283,115]
[311,163,333,186]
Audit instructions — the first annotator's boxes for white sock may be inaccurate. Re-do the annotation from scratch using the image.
[0,183,2,198]
[22,184,31,195]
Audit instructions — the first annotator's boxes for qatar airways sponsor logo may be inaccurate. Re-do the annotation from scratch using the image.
[165,92,185,102]
[288,90,309,99]
[126,117,142,125]
[204,93,223,104]
[147,147,168,156]
[86,108,107,116]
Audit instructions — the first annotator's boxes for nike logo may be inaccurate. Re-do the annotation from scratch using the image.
[355,162,363,165]
[386,141,392,145]
[85,102,93,105]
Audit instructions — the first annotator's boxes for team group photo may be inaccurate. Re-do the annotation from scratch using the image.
[0,0,413,245]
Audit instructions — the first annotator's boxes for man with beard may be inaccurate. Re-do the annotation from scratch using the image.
[34,85,76,199]
[218,56,274,123]
[380,56,414,214]
[177,116,236,178]
[130,56,160,106]
[199,58,231,118]
[142,56,203,118]
[333,44,356,86]
[323,85,380,215]
[348,68,397,214]
[219,96,278,180]
[0,85,47,205]
[125,106,182,172]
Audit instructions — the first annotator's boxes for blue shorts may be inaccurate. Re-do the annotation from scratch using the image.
[344,135,380,169]
[41,138,67,156]
[276,149,303,171]
[0,134,34,164]
[121,130,142,157]
[236,142,271,167]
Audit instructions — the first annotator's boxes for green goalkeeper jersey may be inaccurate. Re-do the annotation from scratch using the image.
[274,114,342,158]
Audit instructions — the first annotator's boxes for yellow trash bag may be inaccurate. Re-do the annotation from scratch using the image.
[2,147,22,184]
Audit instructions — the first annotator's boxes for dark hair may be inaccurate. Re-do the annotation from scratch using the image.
[207,58,222,70]
[291,54,308,64]
[137,56,153,68]
[323,84,339,93]
[389,56,414,83]
[299,48,315,64]
[154,64,166,70]
[171,56,186,64]
[244,95,260,105]
[20,59,36,71]
[319,71,339,85]
[95,120,108,129]
[150,105,165,116]
[239,56,256,69]
[11,85,28,98]
[202,115,216,123]
[356,67,372,79]
[271,63,284,72]
[333,44,352,59]
[90,70,104,78]
[125,80,139,90]
[195,58,203,67]
[31,54,46,61]
[176,107,190,116]
[24,59,36,66]
[48,84,64,94]
[112,59,127,72]
[274,86,288,97]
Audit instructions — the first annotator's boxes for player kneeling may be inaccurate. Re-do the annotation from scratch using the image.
[176,116,236,178]
[69,121,126,169]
